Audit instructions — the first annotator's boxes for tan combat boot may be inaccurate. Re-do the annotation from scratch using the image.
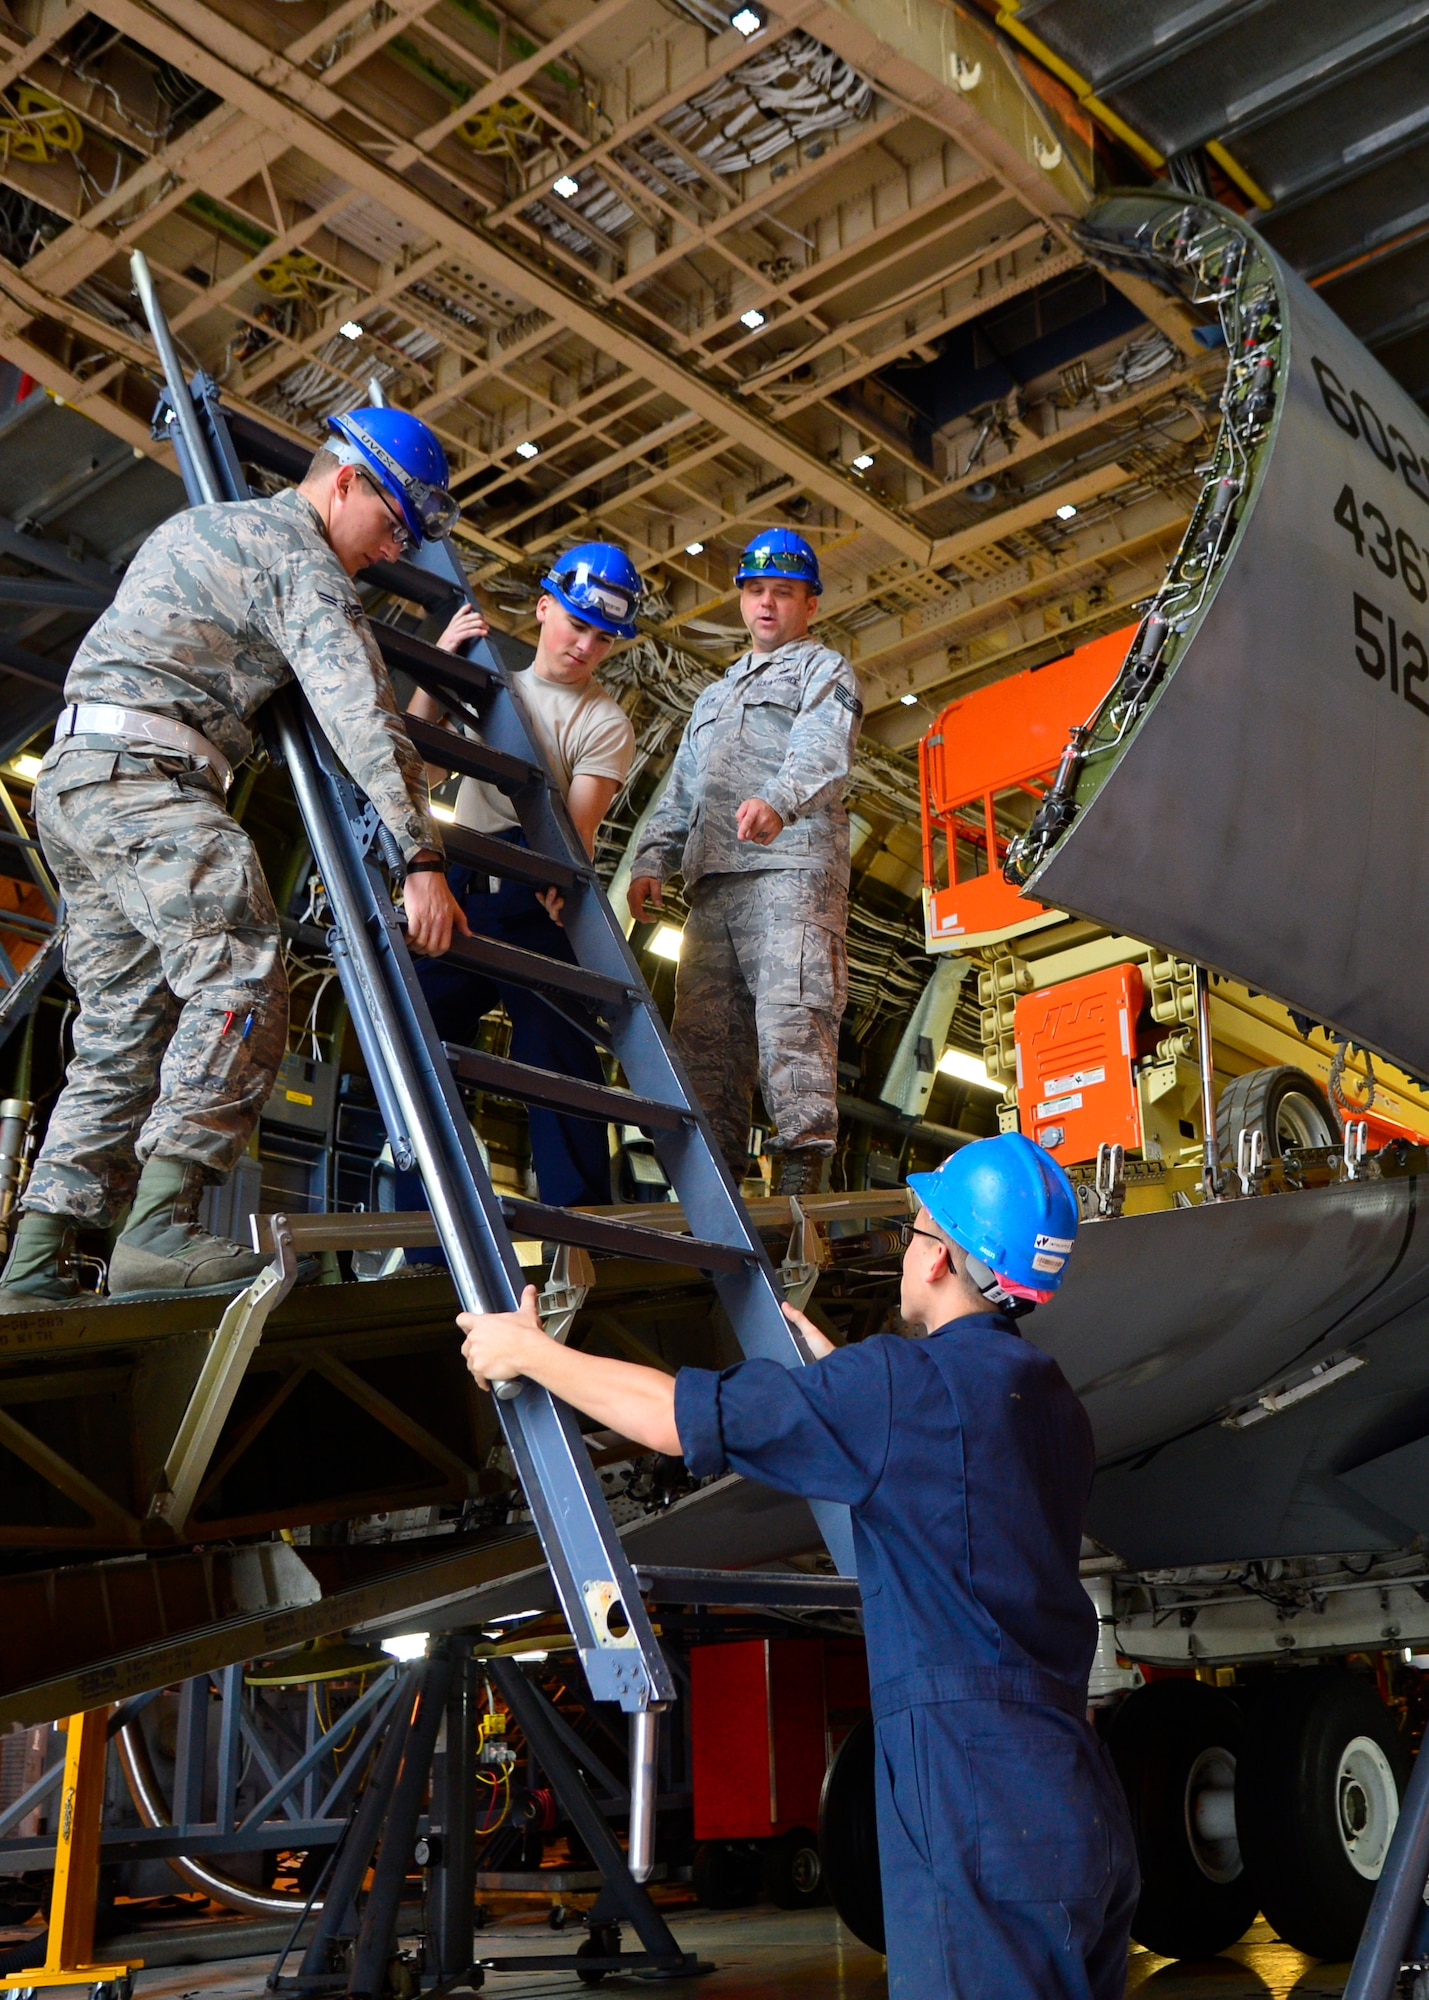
[108,1156,270,1294]
[775,1148,830,1198]
[0,1210,82,1309]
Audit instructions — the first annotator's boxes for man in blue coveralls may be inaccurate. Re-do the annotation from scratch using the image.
[455,1131,1138,1997]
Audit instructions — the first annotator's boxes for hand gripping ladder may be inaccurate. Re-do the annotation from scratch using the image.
[130,255,855,1727]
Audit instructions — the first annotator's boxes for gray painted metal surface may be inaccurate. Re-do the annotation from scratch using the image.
[1025,1175,1429,1568]
[1029,194,1429,1080]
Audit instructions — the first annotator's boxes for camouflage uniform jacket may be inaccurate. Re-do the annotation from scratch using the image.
[631,638,862,889]
[59,487,440,858]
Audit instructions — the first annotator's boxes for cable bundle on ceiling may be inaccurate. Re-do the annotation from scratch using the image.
[523,30,872,266]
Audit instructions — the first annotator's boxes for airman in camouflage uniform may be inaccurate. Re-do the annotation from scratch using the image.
[628,530,862,1193]
[2,420,464,1305]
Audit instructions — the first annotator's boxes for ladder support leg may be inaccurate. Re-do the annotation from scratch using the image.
[295,1664,421,1982]
[486,1659,684,1966]
[347,1648,455,2000]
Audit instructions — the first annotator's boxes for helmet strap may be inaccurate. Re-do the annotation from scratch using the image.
[963,1254,1035,1320]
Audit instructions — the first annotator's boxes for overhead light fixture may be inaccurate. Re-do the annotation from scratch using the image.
[1055,503,1078,521]
[899,692,919,707]
[379,1632,429,1661]
[339,320,364,341]
[515,440,539,459]
[648,924,684,962]
[851,452,875,471]
[5,753,42,781]
[739,307,766,330]
[685,541,704,554]
[512,1649,550,1662]
[552,173,579,198]
[429,802,456,823]
[938,1048,1001,1091]
[730,4,766,34]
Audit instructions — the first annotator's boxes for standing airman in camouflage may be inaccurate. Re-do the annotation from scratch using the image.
[0,407,466,1307]
[627,529,862,1195]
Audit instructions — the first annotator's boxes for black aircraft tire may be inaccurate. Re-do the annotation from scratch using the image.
[818,1715,884,1954]
[1236,1668,1408,1961]
[763,1825,826,1909]
[1215,1064,1339,1161]
[1107,1679,1259,1960]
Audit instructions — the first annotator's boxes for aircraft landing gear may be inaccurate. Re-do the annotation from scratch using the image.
[1236,1666,1408,1961]
[818,1715,884,1954]
[1106,1678,1260,1959]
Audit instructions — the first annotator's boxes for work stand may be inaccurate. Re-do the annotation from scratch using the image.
[269,1639,707,1995]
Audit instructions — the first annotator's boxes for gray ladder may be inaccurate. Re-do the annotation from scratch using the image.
[131,257,854,1727]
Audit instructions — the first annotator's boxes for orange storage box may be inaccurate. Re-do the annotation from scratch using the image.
[1015,963,1144,1165]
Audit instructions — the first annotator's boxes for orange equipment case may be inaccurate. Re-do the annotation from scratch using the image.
[920,626,1132,951]
[1015,962,1145,1166]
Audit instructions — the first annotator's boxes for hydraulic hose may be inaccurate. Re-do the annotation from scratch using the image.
[116,1722,324,1917]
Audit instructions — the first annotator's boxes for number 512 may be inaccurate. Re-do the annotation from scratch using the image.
[1355,591,1429,713]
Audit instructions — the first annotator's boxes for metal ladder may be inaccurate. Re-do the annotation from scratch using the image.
[130,254,853,1734]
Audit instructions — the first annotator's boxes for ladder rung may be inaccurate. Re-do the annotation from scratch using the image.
[440,827,582,892]
[361,555,466,612]
[499,1198,752,1273]
[443,1044,687,1130]
[633,1566,863,1611]
[444,935,634,1008]
[377,624,497,701]
[249,1207,749,1273]
[405,715,541,792]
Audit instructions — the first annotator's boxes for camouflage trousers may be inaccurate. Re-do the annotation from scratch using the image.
[672,870,848,1181]
[23,745,287,1224]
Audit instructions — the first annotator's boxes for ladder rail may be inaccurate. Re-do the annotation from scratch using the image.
[132,254,674,1712]
[133,252,853,1615]
[272,696,673,1706]
[412,589,857,1572]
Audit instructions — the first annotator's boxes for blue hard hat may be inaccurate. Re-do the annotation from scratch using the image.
[326,407,459,545]
[907,1132,1078,1306]
[735,527,822,594]
[541,542,643,639]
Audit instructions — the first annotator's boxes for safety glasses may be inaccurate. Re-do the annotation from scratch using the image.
[359,471,412,552]
[551,565,635,624]
[740,547,820,582]
[893,1218,949,1251]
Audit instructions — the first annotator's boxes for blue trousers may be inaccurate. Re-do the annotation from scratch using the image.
[398,854,612,1235]
[874,1700,1138,1999]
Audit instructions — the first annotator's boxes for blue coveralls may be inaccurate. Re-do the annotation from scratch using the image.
[398,844,612,1228]
[674,1311,1139,1998]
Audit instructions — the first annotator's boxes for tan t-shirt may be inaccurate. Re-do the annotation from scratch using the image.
[455,666,635,835]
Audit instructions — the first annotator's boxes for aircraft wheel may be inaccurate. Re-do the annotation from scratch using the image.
[1107,1679,1259,1959]
[1216,1065,1339,1160]
[763,1825,825,1909]
[1236,1667,1407,1960]
[818,1715,884,1953]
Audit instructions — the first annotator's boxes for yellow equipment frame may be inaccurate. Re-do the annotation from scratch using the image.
[0,1708,143,1993]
